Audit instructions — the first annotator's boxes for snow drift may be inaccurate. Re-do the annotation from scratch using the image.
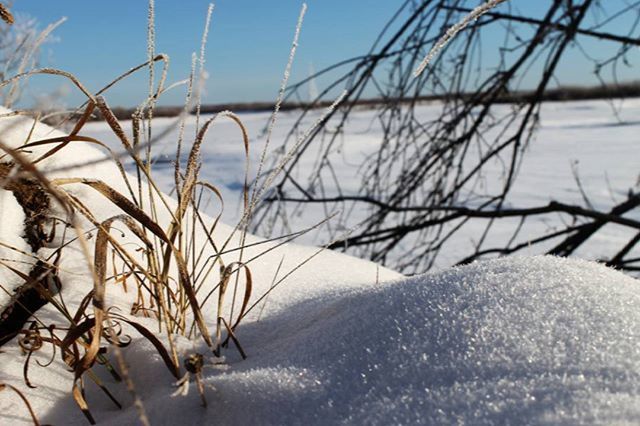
[0,110,639,425]
[67,256,637,426]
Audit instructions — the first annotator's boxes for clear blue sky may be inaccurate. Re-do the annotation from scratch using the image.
[11,1,640,107]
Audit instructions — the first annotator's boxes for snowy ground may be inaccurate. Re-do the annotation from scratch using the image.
[0,100,639,424]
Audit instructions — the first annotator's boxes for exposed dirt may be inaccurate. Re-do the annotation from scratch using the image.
[0,162,50,251]
[0,162,53,346]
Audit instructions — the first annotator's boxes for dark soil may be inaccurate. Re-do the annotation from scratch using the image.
[0,162,53,346]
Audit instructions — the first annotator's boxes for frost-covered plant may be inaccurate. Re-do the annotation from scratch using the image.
[0,2,65,108]
[413,0,507,77]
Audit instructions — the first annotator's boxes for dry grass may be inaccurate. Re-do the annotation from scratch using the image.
[0,383,40,425]
[0,2,351,424]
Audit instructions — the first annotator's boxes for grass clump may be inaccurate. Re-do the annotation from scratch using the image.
[0,1,346,424]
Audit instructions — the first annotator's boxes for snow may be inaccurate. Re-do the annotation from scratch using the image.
[112,256,639,425]
[1,106,640,424]
[6,253,640,424]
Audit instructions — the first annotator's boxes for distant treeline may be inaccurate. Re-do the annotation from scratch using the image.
[88,80,640,121]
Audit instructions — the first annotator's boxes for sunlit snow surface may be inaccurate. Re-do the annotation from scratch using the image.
[107,256,640,425]
[6,256,640,425]
[0,100,639,424]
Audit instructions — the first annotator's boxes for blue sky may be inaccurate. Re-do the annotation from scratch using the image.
[11,1,640,107]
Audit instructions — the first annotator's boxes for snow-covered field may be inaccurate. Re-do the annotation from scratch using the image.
[83,97,640,269]
[0,99,639,424]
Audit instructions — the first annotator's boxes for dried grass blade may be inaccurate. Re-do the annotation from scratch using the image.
[0,383,42,426]
[72,379,96,425]
[113,315,181,379]
[0,4,14,25]
[52,178,167,242]
[229,263,252,331]
[220,316,247,360]
[32,100,96,165]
